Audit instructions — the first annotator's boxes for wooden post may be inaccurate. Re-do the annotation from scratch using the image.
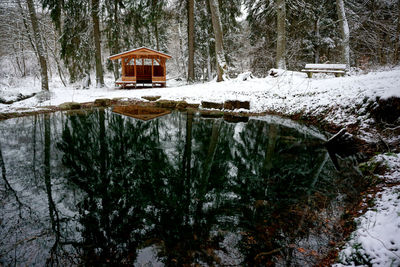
[134,57,137,77]
[121,58,125,78]
[151,57,154,87]
[163,59,166,87]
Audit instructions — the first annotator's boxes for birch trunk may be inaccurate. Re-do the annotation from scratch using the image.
[276,0,286,69]
[336,0,350,70]
[187,0,195,82]
[208,0,227,82]
[91,0,105,87]
[26,0,49,91]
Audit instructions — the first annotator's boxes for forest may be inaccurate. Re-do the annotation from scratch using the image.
[0,0,399,90]
[1,1,400,266]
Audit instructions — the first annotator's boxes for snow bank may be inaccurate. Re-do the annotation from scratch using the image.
[333,153,400,266]
[334,184,400,267]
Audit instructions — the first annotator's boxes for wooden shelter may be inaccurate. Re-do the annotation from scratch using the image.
[109,47,172,88]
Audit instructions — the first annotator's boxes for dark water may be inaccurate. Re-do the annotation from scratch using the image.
[0,109,364,266]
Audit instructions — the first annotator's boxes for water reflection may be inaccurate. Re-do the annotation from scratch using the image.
[0,109,365,266]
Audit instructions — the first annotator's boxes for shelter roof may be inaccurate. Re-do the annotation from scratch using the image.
[109,47,172,60]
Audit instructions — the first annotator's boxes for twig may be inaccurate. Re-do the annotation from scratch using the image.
[254,247,282,260]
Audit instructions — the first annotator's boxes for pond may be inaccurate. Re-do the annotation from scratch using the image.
[0,108,365,266]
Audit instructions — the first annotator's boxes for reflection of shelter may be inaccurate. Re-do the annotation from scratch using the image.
[113,105,171,121]
[109,47,172,88]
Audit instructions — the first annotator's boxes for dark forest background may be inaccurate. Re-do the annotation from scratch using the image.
[0,0,399,88]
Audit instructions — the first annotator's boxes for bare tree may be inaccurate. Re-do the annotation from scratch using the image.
[208,0,227,82]
[187,0,195,82]
[395,0,400,63]
[276,0,286,69]
[91,0,105,87]
[25,0,49,91]
[336,0,350,69]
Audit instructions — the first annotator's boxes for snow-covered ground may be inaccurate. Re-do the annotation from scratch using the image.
[1,67,400,266]
[1,67,400,129]
[334,153,400,267]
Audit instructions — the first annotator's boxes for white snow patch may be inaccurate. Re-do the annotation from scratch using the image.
[334,185,400,267]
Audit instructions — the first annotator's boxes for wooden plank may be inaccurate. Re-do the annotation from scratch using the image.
[122,76,136,81]
[152,76,166,82]
[116,81,137,84]
[301,69,345,73]
[304,63,346,70]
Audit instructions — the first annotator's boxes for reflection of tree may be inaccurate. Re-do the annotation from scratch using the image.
[57,110,168,264]
[50,110,360,266]
[43,114,62,265]
[230,120,335,265]
[0,141,24,214]
[146,114,235,266]
[58,109,238,265]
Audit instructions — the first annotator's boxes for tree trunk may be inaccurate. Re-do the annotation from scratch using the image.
[26,0,49,91]
[336,0,350,70]
[276,0,286,69]
[112,0,120,80]
[394,0,400,63]
[43,114,60,236]
[263,124,278,176]
[91,0,105,87]
[208,0,227,82]
[152,0,160,51]
[187,0,195,82]
[207,44,212,81]
[178,19,187,78]
[314,18,320,64]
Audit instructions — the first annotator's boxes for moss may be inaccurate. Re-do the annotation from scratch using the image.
[187,103,200,108]
[176,101,188,110]
[59,102,81,110]
[142,95,161,101]
[156,100,177,109]
[94,98,111,107]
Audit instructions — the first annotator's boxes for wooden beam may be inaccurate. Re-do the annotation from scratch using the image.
[121,58,126,77]
[134,57,137,77]
[163,59,166,77]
